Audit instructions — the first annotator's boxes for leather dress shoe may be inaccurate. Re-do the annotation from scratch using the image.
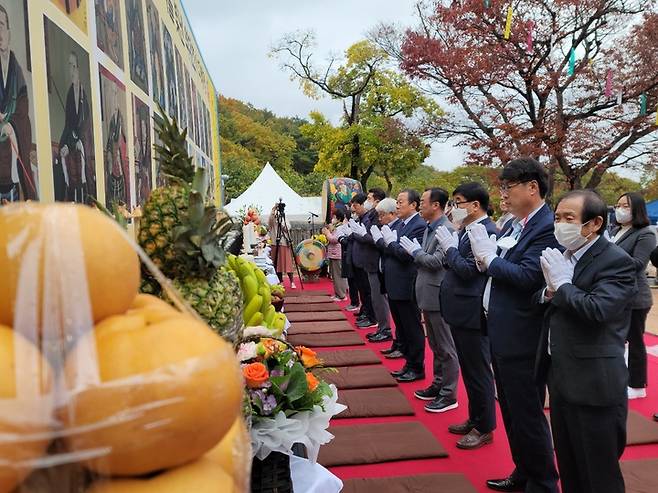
[390,367,408,378]
[395,370,425,383]
[366,330,389,340]
[486,477,526,492]
[384,350,403,359]
[448,420,476,435]
[356,319,377,328]
[456,429,493,450]
[380,346,397,355]
[368,332,392,342]
[654,413,658,422]
[414,384,441,401]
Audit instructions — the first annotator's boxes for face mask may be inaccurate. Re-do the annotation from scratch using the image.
[554,221,591,251]
[615,208,631,225]
[351,212,358,220]
[450,206,468,225]
[497,235,518,250]
[364,200,373,211]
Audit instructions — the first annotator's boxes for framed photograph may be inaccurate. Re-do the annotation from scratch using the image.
[127,0,148,94]
[133,95,151,206]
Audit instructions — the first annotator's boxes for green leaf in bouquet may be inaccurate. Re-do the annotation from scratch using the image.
[286,362,309,402]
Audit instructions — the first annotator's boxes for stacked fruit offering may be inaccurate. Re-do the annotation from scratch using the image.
[227,255,288,336]
[0,202,249,493]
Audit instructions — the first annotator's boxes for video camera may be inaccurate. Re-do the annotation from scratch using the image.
[275,197,286,214]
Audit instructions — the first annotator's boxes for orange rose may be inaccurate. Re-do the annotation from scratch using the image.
[306,372,319,392]
[243,362,269,388]
[296,346,321,368]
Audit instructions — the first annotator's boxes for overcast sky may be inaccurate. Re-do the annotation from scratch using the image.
[182,0,465,171]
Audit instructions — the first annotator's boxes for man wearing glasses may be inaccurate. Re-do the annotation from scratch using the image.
[467,158,560,492]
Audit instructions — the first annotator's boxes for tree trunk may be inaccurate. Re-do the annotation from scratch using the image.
[350,132,360,180]
[361,164,375,190]
[383,170,393,194]
[584,165,607,190]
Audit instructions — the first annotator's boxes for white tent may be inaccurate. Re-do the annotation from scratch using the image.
[224,162,322,223]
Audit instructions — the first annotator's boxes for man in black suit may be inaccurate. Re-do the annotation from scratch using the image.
[349,193,377,328]
[537,190,636,493]
[436,182,496,450]
[468,158,559,492]
[372,189,427,382]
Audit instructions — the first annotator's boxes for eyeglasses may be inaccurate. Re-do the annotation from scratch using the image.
[499,181,525,193]
[452,200,474,207]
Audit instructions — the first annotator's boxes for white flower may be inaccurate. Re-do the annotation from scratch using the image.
[237,341,258,362]
[243,326,273,338]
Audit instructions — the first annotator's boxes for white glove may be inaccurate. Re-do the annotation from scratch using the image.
[400,236,422,256]
[348,219,367,237]
[370,225,383,243]
[540,248,573,291]
[334,225,346,239]
[468,223,498,268]
[341,223,353,237]
[381,225,397,245]
[435,226,459,251]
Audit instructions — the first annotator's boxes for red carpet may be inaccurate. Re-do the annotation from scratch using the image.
[283,278,658,492]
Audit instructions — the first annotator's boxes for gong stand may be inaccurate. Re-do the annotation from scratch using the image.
[273,205,305,290]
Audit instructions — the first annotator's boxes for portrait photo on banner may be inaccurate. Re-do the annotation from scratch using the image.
[153,112,165,187]
[127,0,148,94]
[45,17,96,204]
[146,0,165,108]
[163,25,177,119]
[50,0,88,33]
[99,65,130,209]
[133,95,151,207]
[174,47,187,132]
[95,0,123,69]
[0,0,38,203]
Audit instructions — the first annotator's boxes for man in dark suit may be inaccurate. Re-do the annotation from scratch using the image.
[400,188,459,413]
[537,190,636,493]
[436,182,497,450]
[468,158,559,492]
[372,189,427,382]
[348,193,377,328]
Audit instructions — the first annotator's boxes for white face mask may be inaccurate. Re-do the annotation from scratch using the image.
[364,200,374,211]
[615,208,632,225]
[450,206,469,225]
[554,221,592,251]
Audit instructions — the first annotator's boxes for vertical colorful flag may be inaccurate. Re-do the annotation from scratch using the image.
[568,47,576,75]
[527,21,534,54]
[504,5,513,40]
[604,69,613,99]
[640,93,647,116]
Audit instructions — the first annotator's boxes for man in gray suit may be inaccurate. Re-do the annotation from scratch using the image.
[400,188,459,413]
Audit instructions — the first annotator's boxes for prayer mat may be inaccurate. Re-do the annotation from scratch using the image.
[315,349,381,367]
[626,410,658,446]
[318,421,448,467]
[285,303,341,313]
[336,388,414,418]
[286,311,347,322]
[285,295,334,304]
[342,474,477,493]
[286,289,327,297]
[622,458,658,493]
[286,332,364,348]
[287,321,354,335]
[320,365,397,389]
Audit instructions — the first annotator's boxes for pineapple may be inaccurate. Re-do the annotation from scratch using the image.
[139,107,243,342]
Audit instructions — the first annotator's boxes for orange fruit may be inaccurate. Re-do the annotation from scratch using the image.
[60,311,243,476]
[0,325,54,493]
[204,417,251,491]
[86,458,236,493]
[0,203,140,330]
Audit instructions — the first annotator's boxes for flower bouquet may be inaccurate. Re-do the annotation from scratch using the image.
[312,233,328,246]
[237,333,345,492]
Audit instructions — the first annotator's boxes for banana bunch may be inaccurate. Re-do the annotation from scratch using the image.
[227,254,287,336]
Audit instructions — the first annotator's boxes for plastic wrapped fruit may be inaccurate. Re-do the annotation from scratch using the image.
[0,203,140,329]
[59,310,243,476]
[204,417,251,491]
[0,326,54,493]
[85,458,236,493]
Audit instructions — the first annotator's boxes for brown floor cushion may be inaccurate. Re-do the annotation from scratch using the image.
[318,421,448,467]
[320,365,397,389]
[286,311,347,322]
[286,289,327,297]
[287,321,354,335]
[626,410,658,446]
[286,295,334,304]
[342,474,478,493]
[336,388,414,418]
[622,458,658,492]
[287,331,364,347]
[285,303,341,313]
[316,349,381,367]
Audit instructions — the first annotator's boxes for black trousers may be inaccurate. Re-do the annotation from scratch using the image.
[628,307,650,388]
[549,381,627,493]
[451,327,496,434]
[347,275,360,306]
[353,267,374,321]
[389,299,424,373]
[492,355,558,493]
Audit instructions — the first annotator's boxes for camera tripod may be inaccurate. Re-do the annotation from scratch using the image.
[273,201,304,290]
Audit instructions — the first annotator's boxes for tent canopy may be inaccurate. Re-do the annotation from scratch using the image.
[224,162,322,222]
[647,200,658,225]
